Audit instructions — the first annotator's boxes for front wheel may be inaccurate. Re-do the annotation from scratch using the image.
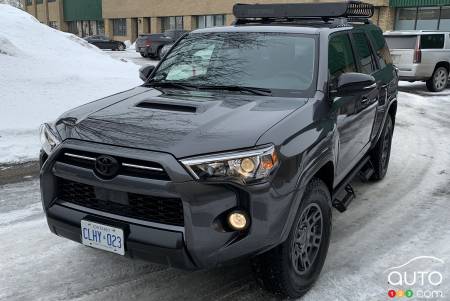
[426,66,448,92]
[117,43,125,51]
[252,178,332,299]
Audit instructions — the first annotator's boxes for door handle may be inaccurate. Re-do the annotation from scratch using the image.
[361,97,369,104]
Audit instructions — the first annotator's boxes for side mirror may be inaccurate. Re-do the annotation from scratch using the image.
[139,65,155,82]
[335,72,376,95]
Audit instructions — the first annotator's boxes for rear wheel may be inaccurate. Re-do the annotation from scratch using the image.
[252,178,332,299]
[426,66,448,92]
[140,52,148,58]
[370,114,394,181]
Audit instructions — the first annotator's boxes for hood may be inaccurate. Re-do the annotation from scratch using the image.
[55,87,308,158]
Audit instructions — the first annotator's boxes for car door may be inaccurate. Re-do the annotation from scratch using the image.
[349,29,380,160]
[328,32,378,181]
[367,26,397,141]
[328,32,363,179]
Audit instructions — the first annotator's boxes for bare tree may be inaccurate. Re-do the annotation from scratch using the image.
[0,0,24,9]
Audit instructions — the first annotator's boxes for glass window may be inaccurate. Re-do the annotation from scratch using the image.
[36,0,43,4]
[195,15,226,29]
[420,34,445,49]
[395,8,417,30]
[353,32,377,74]
[113,19,127,36]
[416,7,440,30]
[97,20,105,35]
[439,6,450,30]
[48,21,57,29]
[67,21,78,35]
[153,33,317,94]
[368,28,392,68]
[26,0,32,5]
[161,16,184,32]
[328,34,357,83]
[385,35,417,49]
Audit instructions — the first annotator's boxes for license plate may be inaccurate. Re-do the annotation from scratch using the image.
[81,220,125,255]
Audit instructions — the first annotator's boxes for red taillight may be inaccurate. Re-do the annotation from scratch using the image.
[413,38,421,64]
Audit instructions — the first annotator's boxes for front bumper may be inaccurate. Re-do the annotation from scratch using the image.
[40,140,296,269]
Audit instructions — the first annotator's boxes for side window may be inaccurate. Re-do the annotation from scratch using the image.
[368,28,393,68]
[328,34,357,83]
[352,32,377,74]
[420,34,445,49]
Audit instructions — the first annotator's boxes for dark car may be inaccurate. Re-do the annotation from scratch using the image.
[39,2,398,299]
[84,35,126,51]
[136,29,187,59]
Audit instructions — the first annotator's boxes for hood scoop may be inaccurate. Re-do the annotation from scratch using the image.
[136,101,197,113]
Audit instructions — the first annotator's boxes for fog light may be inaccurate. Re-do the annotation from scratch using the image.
[227,211,249,231]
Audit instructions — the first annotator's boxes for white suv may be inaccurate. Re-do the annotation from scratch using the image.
[384,31,450,92]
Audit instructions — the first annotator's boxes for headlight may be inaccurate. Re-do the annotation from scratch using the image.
[181,145,278,184]
[39,123,61,155]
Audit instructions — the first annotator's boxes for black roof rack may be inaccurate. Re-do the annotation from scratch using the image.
[233,1,374,25]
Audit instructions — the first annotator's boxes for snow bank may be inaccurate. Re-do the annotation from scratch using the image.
[0,4,141,163]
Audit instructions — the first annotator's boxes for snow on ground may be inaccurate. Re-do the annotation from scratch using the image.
[0,4,141,163]
[0,90,449,300]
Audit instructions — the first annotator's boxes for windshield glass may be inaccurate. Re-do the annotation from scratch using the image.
[151,32,317,95]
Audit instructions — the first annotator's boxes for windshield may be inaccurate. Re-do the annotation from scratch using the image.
[151,32,317,95]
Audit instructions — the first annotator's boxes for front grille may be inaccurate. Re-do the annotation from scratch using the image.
[58,179,184,226]
[57,149,170,181]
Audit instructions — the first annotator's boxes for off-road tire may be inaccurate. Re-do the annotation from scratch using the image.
[252,178,332,299]
[370,114,394,181]
[426,66,448,92]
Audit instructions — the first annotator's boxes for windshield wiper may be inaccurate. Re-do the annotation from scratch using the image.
[145,81,197,91]
[197,85,272,96]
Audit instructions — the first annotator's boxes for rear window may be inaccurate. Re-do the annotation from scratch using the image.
[420,34,445,49]
[385,35,417,49]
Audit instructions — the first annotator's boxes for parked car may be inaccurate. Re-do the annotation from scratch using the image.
[384,30,450,92]
[84,35,126,51]
[39,2,398,299]
[135,29,187,59]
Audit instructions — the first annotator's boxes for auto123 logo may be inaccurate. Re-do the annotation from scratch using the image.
[384,256,445,299]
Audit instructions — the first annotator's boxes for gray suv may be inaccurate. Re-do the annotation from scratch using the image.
[39,2,398,298]
[384,31,450,91]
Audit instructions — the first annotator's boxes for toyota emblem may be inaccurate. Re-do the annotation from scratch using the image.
[94,155,120,179]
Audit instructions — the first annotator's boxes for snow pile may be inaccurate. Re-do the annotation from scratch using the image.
[0,4,141,163]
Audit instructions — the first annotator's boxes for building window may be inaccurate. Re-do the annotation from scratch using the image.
[395,6,450,31]
[416,7,440,30]
[48,21,58,29]
[36,0,43,4]
[160,16,183,32]
[26,0,32,5]
[97,20,105,35]
[195,14,225,29]
[48,0,56,2]
[440,6,450,30]
[395,7,417,30]
[113,18,127,36]
[67,21,78,35]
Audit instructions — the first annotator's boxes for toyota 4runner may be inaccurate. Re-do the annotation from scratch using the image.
[39,2,398,298]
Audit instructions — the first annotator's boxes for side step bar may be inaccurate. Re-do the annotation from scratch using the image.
[332,156,374,213]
